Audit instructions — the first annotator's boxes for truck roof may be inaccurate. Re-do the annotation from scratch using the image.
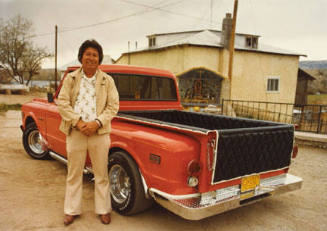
[58,64,182,111]
[67,64,175,79]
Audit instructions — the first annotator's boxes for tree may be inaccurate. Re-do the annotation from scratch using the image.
[23,44,52,86]
[0,15,52,85]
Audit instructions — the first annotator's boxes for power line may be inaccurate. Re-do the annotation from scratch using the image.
[26,0,221,39]
[27,31,53,39]
[26,0,184,38]
[121,0,220,24]
[61,0,185,33]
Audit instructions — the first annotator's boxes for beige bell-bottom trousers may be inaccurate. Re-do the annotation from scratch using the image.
[64,129,111,215]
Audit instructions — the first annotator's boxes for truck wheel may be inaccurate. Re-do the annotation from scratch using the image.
[108,151,153,215]
[22,122,49,159]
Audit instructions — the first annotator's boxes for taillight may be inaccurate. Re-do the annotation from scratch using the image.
[292,145,298,159]
[187,160,201,176]
[187,160,201,187]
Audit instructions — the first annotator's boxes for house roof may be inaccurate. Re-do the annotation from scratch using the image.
[298,68,316,80]
[121,29,305,57]
[146,29,260,38]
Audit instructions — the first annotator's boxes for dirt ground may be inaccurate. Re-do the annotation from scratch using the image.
[0,93,327,231]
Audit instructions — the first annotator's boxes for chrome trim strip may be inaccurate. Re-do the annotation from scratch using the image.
[210,130,219,175]
[149,188,200,200]
[49,151,92,174]
[116,115,209,135]
[140,171,151,199]
[49,151,67,164]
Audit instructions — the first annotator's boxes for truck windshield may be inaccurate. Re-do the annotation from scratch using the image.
[110,74,177,101]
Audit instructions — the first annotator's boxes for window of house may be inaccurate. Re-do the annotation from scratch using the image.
[252,37,258,48]
[246,37,252,47]
[245,36,258,49]
[267,77,280,92]
[148,37,156,47]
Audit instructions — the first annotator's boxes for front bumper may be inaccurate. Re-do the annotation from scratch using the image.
[149,173,302,220]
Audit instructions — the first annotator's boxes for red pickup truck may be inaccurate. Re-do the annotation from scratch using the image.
[21,64,302,220]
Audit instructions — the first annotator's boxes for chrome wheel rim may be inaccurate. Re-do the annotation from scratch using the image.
[109,164,131,204]
[28,130,43,155]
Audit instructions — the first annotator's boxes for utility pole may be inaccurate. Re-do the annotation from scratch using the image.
[228,0,238,99]
[128,41,130,65]
[54,25,58,91]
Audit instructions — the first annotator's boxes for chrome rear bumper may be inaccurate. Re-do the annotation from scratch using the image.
[149,174,302,220]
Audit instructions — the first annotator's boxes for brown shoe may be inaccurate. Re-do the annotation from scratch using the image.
[100,213,111,225]
[64,214,76,226]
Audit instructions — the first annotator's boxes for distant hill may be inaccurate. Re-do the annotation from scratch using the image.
[299,60,327,70]
[34,68,59,80]
[299,60,327,94]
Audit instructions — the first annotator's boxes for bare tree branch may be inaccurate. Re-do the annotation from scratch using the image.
[0,15,52,85]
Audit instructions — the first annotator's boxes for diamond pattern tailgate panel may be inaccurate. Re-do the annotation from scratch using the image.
[213,126,294,183]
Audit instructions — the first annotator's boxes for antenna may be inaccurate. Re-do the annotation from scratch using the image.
[55,25,58,91]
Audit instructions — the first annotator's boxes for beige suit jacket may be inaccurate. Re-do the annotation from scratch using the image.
[57,67,119,136]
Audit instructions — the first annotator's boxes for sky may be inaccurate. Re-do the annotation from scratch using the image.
[0,0,326,69]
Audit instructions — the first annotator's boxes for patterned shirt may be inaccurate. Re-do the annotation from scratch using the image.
[74,71,97,122]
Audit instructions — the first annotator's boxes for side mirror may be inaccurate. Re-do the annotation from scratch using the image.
[47,92,54,103]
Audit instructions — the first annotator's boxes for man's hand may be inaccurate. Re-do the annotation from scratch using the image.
[76,119,87,131]
[79,121,100,136]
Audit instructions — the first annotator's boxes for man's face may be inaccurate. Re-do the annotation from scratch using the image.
[81,47,99,71]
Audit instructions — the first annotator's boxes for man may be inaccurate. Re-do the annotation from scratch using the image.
[57,39,119,225]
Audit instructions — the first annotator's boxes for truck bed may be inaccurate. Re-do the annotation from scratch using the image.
[119,110,294,183]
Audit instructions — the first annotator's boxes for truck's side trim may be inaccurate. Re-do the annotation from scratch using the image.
[116,115,210,135]
[140,171,151,199]
[49,151,93,175]
[209,130,219,172]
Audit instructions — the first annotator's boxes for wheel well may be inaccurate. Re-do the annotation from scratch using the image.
[109,147,139,167]
[25,116,35,127]
[109,147,128,156]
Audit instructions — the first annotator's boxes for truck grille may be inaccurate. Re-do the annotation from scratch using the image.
[212,126,294,183]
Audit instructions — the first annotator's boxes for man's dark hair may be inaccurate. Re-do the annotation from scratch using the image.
[78,39,103,64]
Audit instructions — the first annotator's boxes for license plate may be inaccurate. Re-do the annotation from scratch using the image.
[241,175,260,193]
